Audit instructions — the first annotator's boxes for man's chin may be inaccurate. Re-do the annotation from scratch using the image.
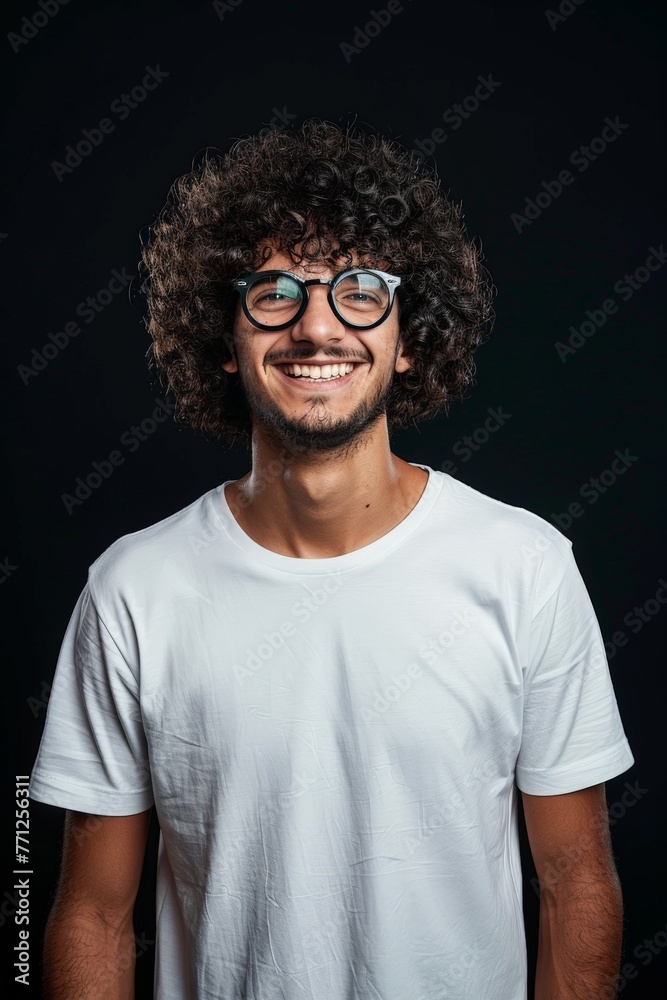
[240,375,395,455]
[258,413,376,454]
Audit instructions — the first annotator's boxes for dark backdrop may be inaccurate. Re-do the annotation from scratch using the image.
[3,1,665,997]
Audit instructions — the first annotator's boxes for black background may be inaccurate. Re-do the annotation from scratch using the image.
[3,0,666,997]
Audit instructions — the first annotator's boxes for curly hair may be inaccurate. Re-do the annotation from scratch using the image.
[140,116,495,447]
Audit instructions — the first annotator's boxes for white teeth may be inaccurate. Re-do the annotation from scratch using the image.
[282,362,355,380]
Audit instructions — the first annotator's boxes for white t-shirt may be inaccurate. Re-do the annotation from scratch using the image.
[30,465,634,1000]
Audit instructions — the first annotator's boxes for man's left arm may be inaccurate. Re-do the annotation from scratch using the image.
[522,782,623,1000]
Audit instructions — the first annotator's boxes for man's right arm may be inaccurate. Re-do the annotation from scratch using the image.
[43,808,152,1000]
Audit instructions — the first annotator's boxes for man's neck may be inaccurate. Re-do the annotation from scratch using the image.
[224,433,429,559]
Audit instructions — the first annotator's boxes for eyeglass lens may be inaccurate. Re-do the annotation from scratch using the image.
[245,272,390,327]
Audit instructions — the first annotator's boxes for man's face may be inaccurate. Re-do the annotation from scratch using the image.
[222,246,412,454]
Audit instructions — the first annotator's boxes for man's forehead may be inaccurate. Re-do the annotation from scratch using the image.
[255,242,385,274]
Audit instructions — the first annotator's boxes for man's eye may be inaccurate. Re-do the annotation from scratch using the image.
[341,291,379,303]
[255,291,292,305]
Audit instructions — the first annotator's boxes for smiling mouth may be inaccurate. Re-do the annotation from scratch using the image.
[275,362,364,382]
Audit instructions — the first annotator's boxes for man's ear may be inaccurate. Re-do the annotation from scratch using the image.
[221,330,238,373]
[395,336,412,374]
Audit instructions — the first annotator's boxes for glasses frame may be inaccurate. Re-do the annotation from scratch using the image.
[232,267,402,332]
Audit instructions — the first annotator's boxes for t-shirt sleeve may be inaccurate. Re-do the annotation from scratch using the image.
[515,542,634,795]
[29,581,154,814]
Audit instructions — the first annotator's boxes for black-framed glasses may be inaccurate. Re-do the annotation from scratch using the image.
[233,268,402,331]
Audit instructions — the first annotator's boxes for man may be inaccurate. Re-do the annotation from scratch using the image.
[30,118,634,1000]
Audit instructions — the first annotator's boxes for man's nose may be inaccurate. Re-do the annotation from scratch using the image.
[289,285,346,341]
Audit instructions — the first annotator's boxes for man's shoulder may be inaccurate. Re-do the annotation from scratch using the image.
[432,471,577,610]
[86,486,221,598]
[435,470,573,561]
